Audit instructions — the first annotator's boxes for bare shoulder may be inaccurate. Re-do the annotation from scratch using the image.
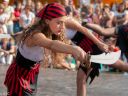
[65,17,74,26]
[30,32,53,48]
[65,17,80,29]
[32,32,46,40]
[30,32,49,46]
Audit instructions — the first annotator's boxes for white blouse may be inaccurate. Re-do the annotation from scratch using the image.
[18,44,44,62]
[65,28,77,39]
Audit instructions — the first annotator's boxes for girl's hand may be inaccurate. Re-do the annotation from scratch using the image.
[72,46,86,62]
[97,42,109,53]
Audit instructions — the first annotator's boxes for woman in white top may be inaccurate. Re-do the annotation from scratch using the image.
[19,4,35,30]
[0,3,7,34]
[113,2,128,26]
[3,0,14,34]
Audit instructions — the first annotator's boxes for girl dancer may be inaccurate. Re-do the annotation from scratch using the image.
[4,3,86,96]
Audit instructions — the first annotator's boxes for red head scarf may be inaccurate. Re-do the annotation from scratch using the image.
[36,3,66,20]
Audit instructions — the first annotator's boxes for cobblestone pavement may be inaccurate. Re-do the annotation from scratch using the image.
[0,65,128,96]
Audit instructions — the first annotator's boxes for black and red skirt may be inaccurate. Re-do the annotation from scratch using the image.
[4,50,40,96]
[72,31,102,84]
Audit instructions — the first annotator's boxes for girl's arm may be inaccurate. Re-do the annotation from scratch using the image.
[85,23,116,36]
[31,33,86,62]
[65,18,99,44]
[65,18,109,52]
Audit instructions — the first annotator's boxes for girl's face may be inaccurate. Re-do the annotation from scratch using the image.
[47,16,67,35]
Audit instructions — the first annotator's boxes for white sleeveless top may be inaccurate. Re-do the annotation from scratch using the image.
[65,28,77,39]
[18,44,44,62]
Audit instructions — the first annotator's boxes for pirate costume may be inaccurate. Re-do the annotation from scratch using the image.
[4,3,66,96]
[65,24,102,84]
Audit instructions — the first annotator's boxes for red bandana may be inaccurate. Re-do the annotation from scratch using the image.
[36,3,66,20]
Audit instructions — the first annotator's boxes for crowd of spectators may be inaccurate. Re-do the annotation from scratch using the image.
[61,0,128,72]
[0,0,43,65]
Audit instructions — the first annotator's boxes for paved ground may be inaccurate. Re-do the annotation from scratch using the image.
[0,65,128,96]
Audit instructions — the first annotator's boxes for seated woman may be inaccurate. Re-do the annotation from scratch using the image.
[0,38,15,65]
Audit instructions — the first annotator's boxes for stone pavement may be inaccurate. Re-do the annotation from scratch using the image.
[0,65,128,96]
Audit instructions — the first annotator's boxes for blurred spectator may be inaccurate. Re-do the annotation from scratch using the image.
[19,4,35,29]
[93,0,104,9]
[0,38,15,65]
[123,0,128,10]
[3,0,14,34]
[35,1,43,14]
[79,0,90,7]
[13,1,22,33]
[80,4,87,19]
[0,3,7,34]
[61,0,73,16]
[93,4,102,25]
[101,4,115,28]
[23,0,35,12]
[84,4,94,23]
[112,1,118,11]
[113,2,128,26]
[69,0,75,11]
[73,10,81,23]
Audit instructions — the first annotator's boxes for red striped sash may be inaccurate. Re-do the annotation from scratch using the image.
[79,37,94,53]
[4,60,40,96]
